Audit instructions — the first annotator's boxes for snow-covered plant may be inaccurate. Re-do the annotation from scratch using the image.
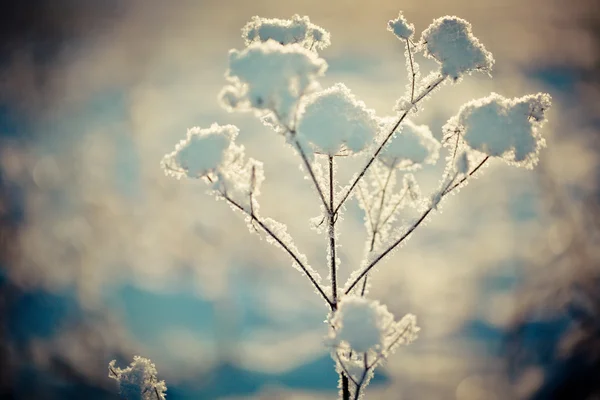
[108,356,167,400]
[113,12,552,400]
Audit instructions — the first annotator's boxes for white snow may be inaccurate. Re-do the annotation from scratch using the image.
[108,356,167,400]
[296,83,378,155]
[242,14,331,51]
[161,124,239,179]
[421,16,494,80]
[443,92,552,167]
[378,118,441,170]
[388,12,415,40]
[220,41,327,125]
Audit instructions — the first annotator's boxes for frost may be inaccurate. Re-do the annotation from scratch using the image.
[242,14,331,51]
[161,124,239,179]
[330,296,419,355]
[297,83,378,155]
[378,118,441,170]
[108,357,167,400]
[443,92,552,167]
[220,41,327,125]
[388,12,415,40]
[421,16,494,80]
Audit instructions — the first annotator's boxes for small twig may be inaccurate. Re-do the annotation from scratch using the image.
[443,156,490,195]
[345,157,488,294]
[109,366,118,377]
[353,353,369,400]
[221,192,333,308]
[335,352,359,386]
[406,38,416,103]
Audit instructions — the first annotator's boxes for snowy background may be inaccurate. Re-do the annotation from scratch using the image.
[1,0,600,399]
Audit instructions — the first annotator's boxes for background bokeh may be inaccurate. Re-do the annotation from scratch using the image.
[1,0,600,399]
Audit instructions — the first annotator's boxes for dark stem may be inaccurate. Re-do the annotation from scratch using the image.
[329,155,338,305]
[342,374,351,400]
[406,38,416,103]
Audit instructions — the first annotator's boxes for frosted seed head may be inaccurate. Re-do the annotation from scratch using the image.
[388,12,415,40]
[108,357,167,400]
[221,41,327,124]
[161,124,239,179]
[297,83,378,156]
[378,118,441,170]
[443,92,552,167]
[420,16,494,80]
[242,14,331,51]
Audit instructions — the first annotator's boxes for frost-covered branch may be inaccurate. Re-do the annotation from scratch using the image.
[329,155,339,305]
[108,357,166,400]
[221,191,333,307]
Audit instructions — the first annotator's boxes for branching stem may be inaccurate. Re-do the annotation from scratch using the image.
[345,156,489,294]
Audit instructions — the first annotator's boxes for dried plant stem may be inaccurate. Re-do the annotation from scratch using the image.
[329,155,338,305]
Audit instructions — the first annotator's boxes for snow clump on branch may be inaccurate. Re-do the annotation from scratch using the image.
[421,16,494,80]
[388,12,415,40]
[443,92,552,167]
[219,41,327,125]
[242,14,331,51]
[297,83,379,156]
[378,118,441,170]
[108,356,167,400]
[330,295,419,354]
[160,124,241,179]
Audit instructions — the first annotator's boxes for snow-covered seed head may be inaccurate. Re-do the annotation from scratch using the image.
[108,356,167,400]
[219,41,327,124]
[330,296,419,355]
[242,14,331,51]
[388,12,415,40]
[297,83,379,156]
[420,16,494,80]
[378,118,441,170]
[161,124,240,179]
[443,92,552,168]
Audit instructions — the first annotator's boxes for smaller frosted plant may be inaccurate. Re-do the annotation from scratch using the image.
[108,356,167,400]
[112,12,552,400]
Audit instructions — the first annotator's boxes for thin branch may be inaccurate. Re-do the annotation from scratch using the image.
[406,38,416,103]
[293,137,331,214]
[345,157,488,294]
[443,156,490,195]
[333,75,446,216]
[379,187,409,228]
[335,352,359,386]
[353,353,369,400]
[329,155,338,306]
[221,192,333,308]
